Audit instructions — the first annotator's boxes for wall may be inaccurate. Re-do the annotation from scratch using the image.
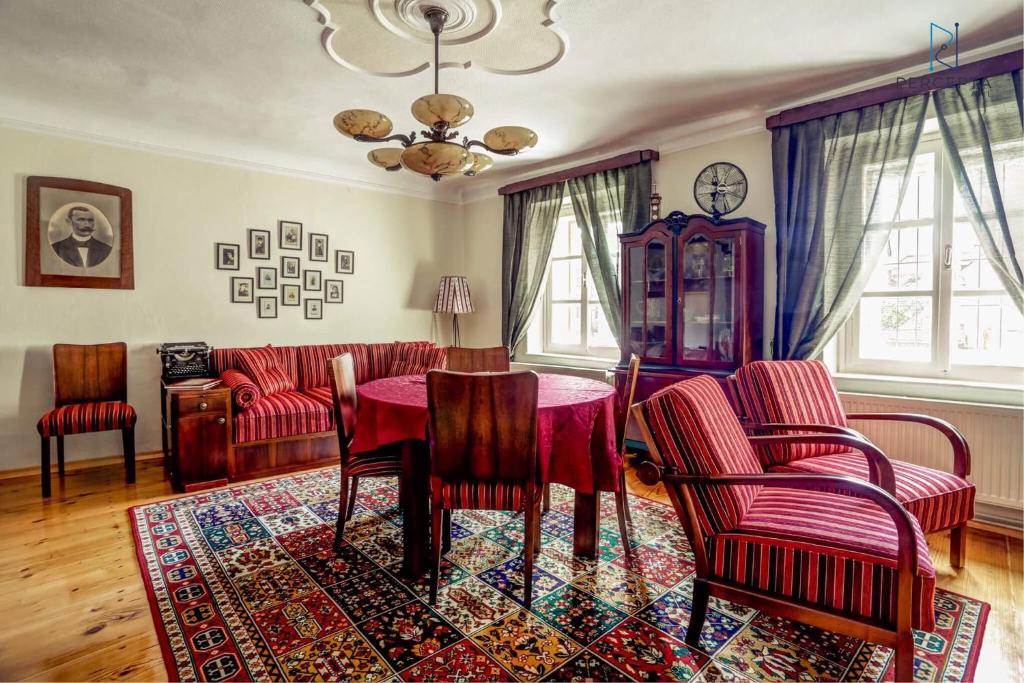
[0,126,464,470]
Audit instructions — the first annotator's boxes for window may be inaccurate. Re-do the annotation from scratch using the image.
[840,134,1024,383]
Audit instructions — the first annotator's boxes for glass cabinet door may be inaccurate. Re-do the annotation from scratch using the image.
[681,235,711,360]
[712,238,737,362]
[644,240,669,360]
[627,246,644,356]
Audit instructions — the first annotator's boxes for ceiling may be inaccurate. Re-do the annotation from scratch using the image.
[0,0,1020,203]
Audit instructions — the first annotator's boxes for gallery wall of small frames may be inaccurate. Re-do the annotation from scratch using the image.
[215,220,353,320]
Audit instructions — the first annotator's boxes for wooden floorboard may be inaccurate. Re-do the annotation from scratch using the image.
[0,458,1019,681]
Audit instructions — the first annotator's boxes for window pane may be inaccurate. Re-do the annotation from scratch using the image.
[953,222,1003,291]
[859,296,933,361]
[952,294,1024,367]
[896,153,935,221]
[550,258,581,300]
[550,303,581,346]
[551,215,582,258]
[587,304,616,349]
[864,226,933,292]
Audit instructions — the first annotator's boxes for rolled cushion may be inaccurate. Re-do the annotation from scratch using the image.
[236,346,296,396]
[220,369,261,410]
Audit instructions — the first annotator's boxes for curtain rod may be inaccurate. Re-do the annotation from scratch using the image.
[497,150,659,196]
[765,50,1023,130]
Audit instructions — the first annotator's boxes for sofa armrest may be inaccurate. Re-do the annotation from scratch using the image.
[220,369,261,410]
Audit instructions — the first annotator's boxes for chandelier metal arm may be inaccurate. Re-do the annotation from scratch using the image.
[463,137,520,156]
[353,131,418,147]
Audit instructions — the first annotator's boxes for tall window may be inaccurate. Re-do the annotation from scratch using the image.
[840,135,1024,383]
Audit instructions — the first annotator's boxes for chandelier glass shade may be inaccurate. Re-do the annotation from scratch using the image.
[333,6,537,181]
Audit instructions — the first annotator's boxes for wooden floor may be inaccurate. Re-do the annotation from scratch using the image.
[0,458,1020,682]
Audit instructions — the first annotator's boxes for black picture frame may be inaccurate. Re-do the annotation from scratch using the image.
[258,296,277,319]
[309,233,328,262]
[248,228,271,260]
[215,242,240,270]
[281,283,301,306]
[231,276,254,303]
[281,255,300,279]
[257,266,277,289]
[279,220,302,251]
[324,279,344,303]
[335,249,354,274]
[303,269,322,291]
[304,298,323,320]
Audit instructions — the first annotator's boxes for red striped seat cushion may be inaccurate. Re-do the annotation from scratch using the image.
[235,346,298,396]
[769,452,976,533]
[234,391,332,443]
[437,480,526,511]
[712,487,936,630]
[734,360,850,466]
[37,401,137,437]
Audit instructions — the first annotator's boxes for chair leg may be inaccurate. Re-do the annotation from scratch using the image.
[122,428,136,485]
[618,463,632,525]
[615,488,632,557]
[56,436,65,477]
[523,498,538,609]
[685,579,709,648]
[950,523,967,570]
[894,628,915,681]
[334,473,349,553]
[542,483,551,513]
[442,508,452,555]
[40,437,51,498]
[429,504,444,605]
[346,476,360,521]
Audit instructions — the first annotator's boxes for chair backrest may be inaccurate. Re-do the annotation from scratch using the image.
[619,353,641,453]
[327,353,358,451]
[445,346,511,373]
[733,360,849,465]
[426,370,538,483]
[638,375,762,536]
[52,342,127,406]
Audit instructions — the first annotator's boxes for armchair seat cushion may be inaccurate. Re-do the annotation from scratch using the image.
[711,488,936,631]
[437,479,526,511]
[37,401,137,437]
[768,452,976,533]
[234,391,332,443]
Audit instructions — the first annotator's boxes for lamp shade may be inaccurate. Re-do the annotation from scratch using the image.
[433,276,474,314]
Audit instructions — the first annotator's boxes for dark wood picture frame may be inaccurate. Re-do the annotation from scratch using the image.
[258,296,277,319]
[309,233,328,262]
[303,269,322,291]
[248,228,271,260]
[281,283,301,306]
[257,266,277,290]
[324,279,344,303]
[335,249,354,274]
[304,298,323,320]
[279,220,302,251]
[281,255,300,279]
[25,176,134,289]
[231,276,254,303]
[215,243,240,271]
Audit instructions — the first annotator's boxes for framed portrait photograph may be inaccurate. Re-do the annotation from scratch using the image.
[257,266,277,289]
[324,279,344,303]
[279,220,302,251]
[281,255,300,279]
[25,176,134,289]
[309,233,328,262]
[231,276,254,303]
[216,242,240,270]
[303,269,322,291]
[249,229,270,260]
[305,298,323,320]
[281,283,301,306]
[335,249,354,275]
[258,296,278,319]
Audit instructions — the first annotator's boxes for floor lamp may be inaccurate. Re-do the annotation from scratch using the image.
[434,276,473,347]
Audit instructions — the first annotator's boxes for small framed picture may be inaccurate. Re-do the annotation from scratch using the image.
[248,228,270,260]
[335,249,354,274]
[257,266,277,289]
[231,276,254,303]
[258,296,277,319]
[303,269,322,291]
[216,243,240,270]
[279,220,302,250]
[324,279,344,303]
[309,233,328,262]
[281,255,300,279]
[281,283,301,306]
[305,298,323,320]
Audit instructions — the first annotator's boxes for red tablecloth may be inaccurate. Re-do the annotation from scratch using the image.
[351,373,619,494]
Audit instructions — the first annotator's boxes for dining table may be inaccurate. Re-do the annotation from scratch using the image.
[349,372,620,578]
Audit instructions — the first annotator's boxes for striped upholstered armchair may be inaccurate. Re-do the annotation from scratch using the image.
[633,375,935,682]
[732,360,975,568]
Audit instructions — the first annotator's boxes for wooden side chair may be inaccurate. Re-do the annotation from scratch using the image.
[633,375,936,682]
[36,342,137,497]
[445,346,510,373]
[611,353,641,550]
[328,353,401,551]
[732,359,975,568]
[426,370,541,606]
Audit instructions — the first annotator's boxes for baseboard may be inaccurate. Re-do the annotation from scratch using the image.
[974,500,1024,531]
[0,450,163,481]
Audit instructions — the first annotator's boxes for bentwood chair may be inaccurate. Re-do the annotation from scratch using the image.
[328,353,401,552]
[36,342,137,497]
[732,359,975,568]
[445,346,511,373]
[611,353,642,550]
[426,370,541,606]
[633,375,936,682]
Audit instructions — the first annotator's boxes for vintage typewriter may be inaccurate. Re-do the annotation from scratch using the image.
[157,342,213,380]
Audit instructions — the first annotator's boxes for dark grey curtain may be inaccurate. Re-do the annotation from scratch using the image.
[501,183,566,353]
[773,94,928,359]
[933,69,1024,312]
[567,161,652,346]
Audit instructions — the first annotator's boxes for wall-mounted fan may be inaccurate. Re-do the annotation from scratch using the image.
[693,162,747,219]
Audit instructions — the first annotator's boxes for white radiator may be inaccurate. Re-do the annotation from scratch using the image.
[840,393,1024,528]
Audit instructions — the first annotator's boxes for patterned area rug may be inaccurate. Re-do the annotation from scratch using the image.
[130,467,988,681]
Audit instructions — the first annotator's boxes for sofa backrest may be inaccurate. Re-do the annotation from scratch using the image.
[210,345,299,388]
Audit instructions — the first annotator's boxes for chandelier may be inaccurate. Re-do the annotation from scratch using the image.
[332,5,538,182]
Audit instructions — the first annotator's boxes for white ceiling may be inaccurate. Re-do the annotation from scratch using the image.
[0,0,1020,203]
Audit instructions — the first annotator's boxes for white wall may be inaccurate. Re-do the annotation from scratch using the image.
[0,127,464,470]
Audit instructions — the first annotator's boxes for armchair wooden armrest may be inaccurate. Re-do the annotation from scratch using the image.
[742,422,862,437]
[846,412,971,477]
[746,433,897,495]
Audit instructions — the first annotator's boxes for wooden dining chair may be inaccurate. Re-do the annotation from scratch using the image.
[328,353,401,552]
[426,370,541,606]
[612,353,642,548]
[445,346,510,373]
[36,342,137,497]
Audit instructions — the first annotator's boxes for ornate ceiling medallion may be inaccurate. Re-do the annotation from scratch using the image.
[303,0,566,77]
